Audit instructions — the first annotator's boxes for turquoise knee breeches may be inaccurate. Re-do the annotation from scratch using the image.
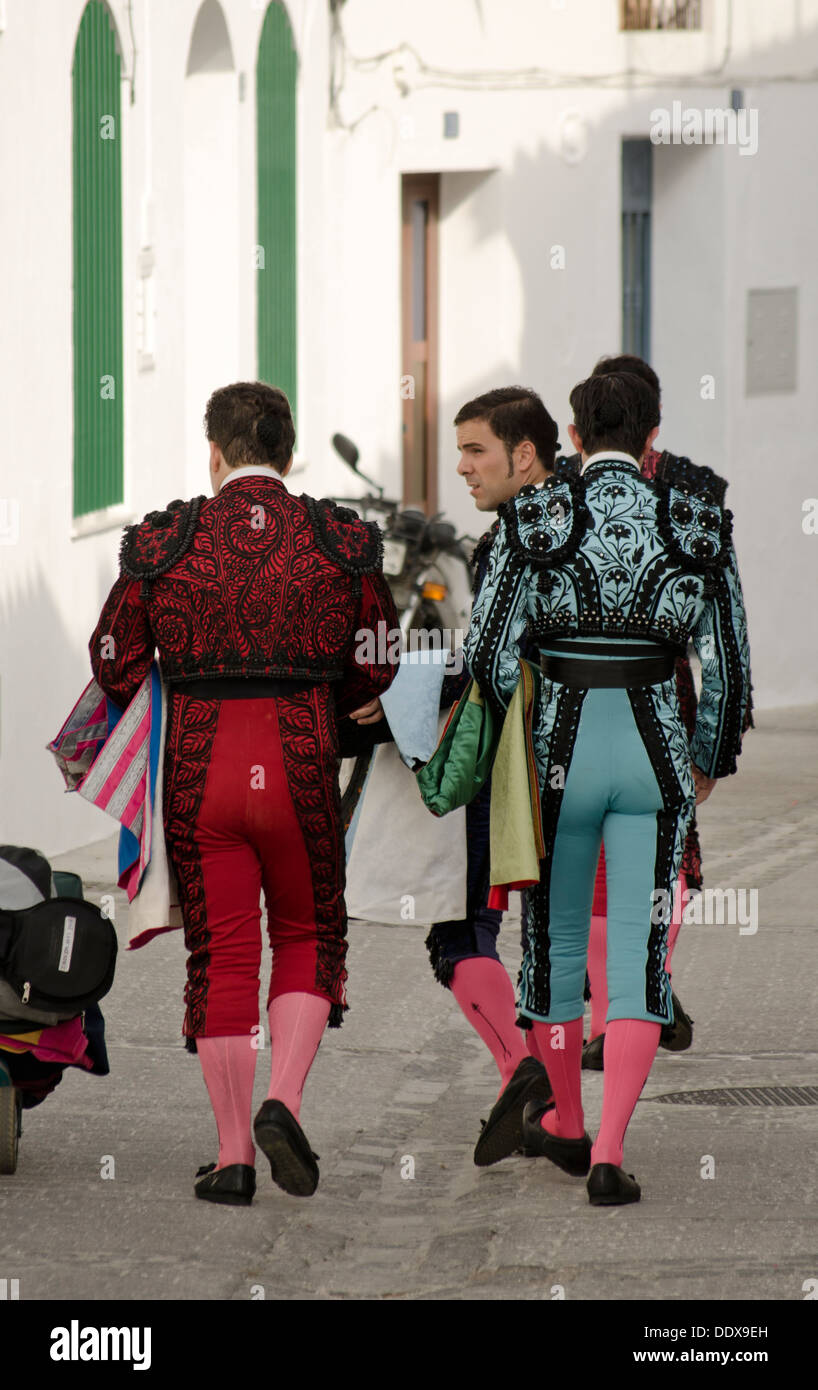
[519,682,695,1025]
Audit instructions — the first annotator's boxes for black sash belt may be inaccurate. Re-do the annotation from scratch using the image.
[171,677,318,700]
[543,639,673,659]
[540,652,675,688]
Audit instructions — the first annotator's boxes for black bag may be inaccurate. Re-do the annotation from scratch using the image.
[0,897,117,1012]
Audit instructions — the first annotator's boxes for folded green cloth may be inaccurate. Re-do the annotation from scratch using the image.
[415,681,495,814]
[416,661,544,906]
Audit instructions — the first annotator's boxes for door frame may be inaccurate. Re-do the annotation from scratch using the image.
[401,173,440,513]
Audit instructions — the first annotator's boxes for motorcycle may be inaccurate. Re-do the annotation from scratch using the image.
[329,433,477,824]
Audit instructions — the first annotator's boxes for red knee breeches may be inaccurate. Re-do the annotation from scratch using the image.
[163,690,348,1038]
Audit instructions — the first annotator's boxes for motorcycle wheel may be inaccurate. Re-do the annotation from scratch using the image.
[339,752,373,831]
[0,1069,20,1175]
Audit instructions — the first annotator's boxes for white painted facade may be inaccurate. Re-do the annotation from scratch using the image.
[0,0,816,854]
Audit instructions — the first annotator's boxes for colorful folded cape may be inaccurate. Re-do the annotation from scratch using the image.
[415,660,545,908]
[47,663,181,948]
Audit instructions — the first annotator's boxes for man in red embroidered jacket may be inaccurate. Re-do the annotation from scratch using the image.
[89,382,398,1205]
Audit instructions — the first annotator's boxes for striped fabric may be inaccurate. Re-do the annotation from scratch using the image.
[48,665,160,902]
[45,683,110,789]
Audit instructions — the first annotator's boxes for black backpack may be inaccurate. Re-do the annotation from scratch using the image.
[0,846,117,1014]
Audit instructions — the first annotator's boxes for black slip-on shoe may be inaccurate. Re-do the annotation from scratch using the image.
[473,1057,553,1168]
[253,1099,320,1197]
[659,991,694,1052]
[521,1101,592,1177]
[194,1162,256,1206]
[581,1034,605,1071]
[587,1162,641,1206]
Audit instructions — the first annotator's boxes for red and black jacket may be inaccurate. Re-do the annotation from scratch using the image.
[89,474,399,719]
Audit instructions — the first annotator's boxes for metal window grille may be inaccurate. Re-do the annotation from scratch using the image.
[256,2,298,421]
[621,139,652,361]
[72,0,124,518]
[620,1,702,30]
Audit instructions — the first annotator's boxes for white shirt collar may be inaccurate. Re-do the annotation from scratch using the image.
[220,465,286,490]
[581,451,640,475]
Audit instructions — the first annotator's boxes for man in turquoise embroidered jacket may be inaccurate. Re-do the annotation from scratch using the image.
[463,369,751,1206]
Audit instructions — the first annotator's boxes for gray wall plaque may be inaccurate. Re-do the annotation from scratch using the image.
[746,287,798,395]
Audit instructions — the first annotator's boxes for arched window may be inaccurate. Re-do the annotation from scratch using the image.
[256,3,298,419]
[72,1,123,519]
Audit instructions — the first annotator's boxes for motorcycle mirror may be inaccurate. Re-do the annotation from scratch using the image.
[332,433,359,468]
[331,433,385,497]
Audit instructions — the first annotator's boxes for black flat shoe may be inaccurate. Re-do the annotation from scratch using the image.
[194,1162,256,1206]
[587,1162,641,1206]
[474,1057,553,1167]
[660,991,694,1052]
[521,1102,592,1176]
[253,1099,320,1197]
[581,1034,605,1071]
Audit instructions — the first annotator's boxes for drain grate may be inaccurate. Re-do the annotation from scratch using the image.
[647,1085,818,1108]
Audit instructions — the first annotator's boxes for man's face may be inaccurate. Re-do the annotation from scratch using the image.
[456,417,536,512]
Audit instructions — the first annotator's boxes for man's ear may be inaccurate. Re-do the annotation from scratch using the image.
[644,425,660,455]
[567,423,584,457]
[209,439,222,472]
[515,438,537,479]
[281,453,294,478]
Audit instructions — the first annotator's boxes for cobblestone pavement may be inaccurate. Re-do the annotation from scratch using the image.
[1,706,816,1301]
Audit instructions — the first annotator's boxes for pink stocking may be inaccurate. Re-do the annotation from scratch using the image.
[266,992,331,1121]
[587,914,608,1039]
[531,1017,585,1139]
[591,1018,661,1167]
[450,957,529,1092]
[665,879,685,977]
[197,1035,258,1169]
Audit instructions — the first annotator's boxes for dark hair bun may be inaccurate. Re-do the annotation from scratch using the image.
[256,413,282,458]
[593,401,623,430]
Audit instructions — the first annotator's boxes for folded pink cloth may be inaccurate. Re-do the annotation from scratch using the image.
[0,1016,94,1069]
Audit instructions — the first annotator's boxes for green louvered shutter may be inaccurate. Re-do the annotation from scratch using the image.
[72,1,123,518]
[256,2,298,420]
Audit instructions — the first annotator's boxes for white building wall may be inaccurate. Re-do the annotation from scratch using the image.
[0,0,816,855]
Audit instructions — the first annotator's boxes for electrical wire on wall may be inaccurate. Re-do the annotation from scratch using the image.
[125,0,138,104]
[330,0,817,117]
[329,0,383,131]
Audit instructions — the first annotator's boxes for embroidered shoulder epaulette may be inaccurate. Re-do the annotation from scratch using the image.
[653,451,728,506]
[303,496,384,575]
[500,470,590,568]
[653,452,732,571]
[119,497,206,580]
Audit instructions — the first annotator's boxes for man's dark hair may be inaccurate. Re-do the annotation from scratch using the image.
[569,371,660,460]
[454,386,559,476]
[591,353,661,403]
[204,381,295,471]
